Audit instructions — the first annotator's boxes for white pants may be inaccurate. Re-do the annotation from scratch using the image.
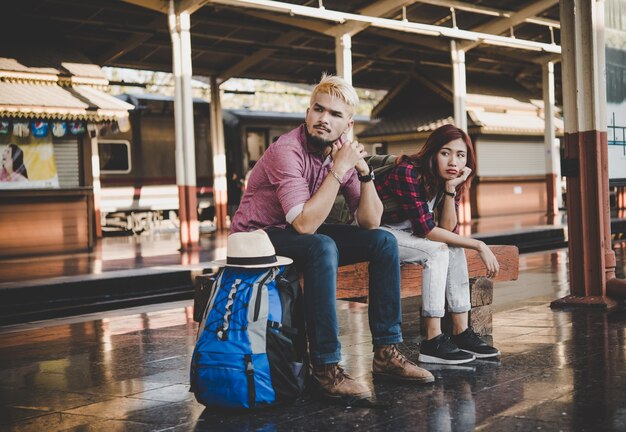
[380,226,470,318]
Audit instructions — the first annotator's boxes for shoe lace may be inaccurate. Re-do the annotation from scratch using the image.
[330,364,351,385]
[387,345,414,366]
[462,327,484,345]
[436,334,460,352]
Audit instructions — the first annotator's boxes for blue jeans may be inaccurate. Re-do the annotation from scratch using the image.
[265,224,402,366]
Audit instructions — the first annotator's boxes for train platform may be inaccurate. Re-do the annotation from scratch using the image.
[1,209,625,326]
[1,244,626,431]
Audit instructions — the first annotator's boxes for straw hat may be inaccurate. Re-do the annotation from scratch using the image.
[214,229,293,268]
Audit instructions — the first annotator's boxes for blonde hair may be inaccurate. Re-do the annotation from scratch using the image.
[310,73,359,116]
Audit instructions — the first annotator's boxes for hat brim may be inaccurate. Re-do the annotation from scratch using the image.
[212,255,293,268]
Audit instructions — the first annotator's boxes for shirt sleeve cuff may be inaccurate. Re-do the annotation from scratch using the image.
[285,203,305,224]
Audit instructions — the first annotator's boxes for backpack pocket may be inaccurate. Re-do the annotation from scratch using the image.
[266,329,304,402]
[193,351,275,409]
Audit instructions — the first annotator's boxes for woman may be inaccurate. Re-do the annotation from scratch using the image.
[375,124,499,365]
[0,143,29,182]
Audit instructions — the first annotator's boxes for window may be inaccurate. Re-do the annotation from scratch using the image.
[99,140,131,173]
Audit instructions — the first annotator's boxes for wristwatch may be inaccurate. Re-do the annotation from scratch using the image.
[444,190,456,198]
[358,165,375,182]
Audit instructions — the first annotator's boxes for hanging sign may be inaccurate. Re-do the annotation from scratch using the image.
[31,121,49,138]
[52,121,68,138]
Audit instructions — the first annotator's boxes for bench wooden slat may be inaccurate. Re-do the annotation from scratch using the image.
[336,245,518,300]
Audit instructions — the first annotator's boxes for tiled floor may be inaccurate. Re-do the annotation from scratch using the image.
[1,244,626,431]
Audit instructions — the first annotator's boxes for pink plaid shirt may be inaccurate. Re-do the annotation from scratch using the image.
[231,124,361,233]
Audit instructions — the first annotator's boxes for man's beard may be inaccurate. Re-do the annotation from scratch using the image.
[305,129,335,151]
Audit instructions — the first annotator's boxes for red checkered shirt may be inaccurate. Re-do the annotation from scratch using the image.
[375,156,460,237]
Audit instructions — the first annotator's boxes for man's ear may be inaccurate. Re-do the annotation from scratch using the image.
[343,117,354,135]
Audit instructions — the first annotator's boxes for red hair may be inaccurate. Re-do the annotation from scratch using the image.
[401,124,476,198]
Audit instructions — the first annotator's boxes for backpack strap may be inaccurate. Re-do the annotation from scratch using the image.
[196,269,225,341]
[244,354,256,408]
[268,320,298,336]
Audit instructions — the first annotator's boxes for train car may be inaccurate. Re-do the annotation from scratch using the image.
[98,94,225,233]
[97,94,372,234]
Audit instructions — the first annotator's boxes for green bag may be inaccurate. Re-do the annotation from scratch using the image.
[325,155,402,224]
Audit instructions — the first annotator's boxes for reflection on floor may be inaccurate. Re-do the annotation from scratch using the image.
[0,211,570,284]
[1,245,626,431]
[0,232,229,284]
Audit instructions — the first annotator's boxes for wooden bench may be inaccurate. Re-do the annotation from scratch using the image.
[194,245,519,336]
[335,245,519,336]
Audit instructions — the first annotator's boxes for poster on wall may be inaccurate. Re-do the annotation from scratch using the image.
[606,0,626,182]
[0,134,60,189]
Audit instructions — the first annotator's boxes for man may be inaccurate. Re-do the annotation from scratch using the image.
[231,74,434,398]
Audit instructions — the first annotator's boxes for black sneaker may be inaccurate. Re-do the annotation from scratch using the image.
[451,327,501,358]
[418,333,475,365]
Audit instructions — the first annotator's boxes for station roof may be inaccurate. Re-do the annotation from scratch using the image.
[0,46,134,122]
[2,0,561,99]
[359,70,564,140]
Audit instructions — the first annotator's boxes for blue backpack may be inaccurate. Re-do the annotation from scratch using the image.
[190,264,307,409]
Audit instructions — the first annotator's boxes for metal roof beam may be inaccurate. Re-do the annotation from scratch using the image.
[326,0,418,37]
[176,0,210,14]
[243,10,335,34]
[121,0,169,14]
[218,30,302,82]
[216,1,417,82]
[353,45,402,75]
[461,0,559,51]
[122,0,209,15]
[96,18,163,65]
[208,0,561,54]
[372,28,450,52]
[414,0,560,29]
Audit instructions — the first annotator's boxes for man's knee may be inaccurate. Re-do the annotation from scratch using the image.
[308,234,339,261]
[369,229,399,254]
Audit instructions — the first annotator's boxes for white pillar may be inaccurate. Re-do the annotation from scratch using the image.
[168,3,185,190]
[451,40,470,223]
[451,40,467,132]
[210,77,228,231]
[335,33,354,141]
[335,34,352,85]
[179,12,197,192]
[90,134,102,237]
[543,61,562,214]
[168,0,198,249]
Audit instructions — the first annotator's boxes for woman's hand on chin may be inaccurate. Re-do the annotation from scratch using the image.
[445,167,472,191]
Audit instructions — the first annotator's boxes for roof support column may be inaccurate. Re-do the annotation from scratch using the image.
[551,0,622,308]
[543,61,562,216]
[210,77,228,231]
[89,134,102,238]
[169,1,199,250]
[451,40,467,132]
[335,33,354,141]
[451,40,471,224]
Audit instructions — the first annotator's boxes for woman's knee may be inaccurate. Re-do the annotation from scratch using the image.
[427,241,449,260]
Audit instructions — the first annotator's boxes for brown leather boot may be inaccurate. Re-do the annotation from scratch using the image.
[312,363,371,398]
[373,344,435,383]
